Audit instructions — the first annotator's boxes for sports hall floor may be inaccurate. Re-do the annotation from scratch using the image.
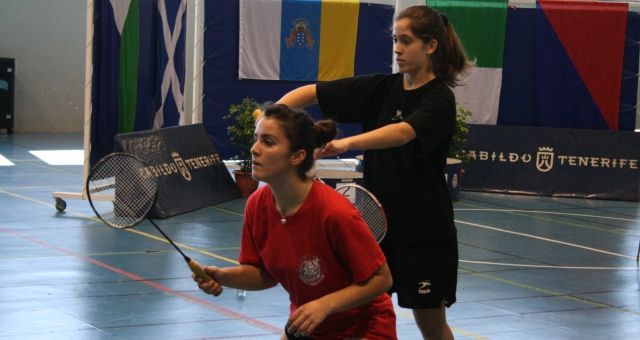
[1,132,639,340]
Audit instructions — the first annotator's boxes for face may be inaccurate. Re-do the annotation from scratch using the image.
[250,117,303,183]
[393,18,437,75]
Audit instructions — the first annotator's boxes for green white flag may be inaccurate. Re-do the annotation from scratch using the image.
[427,0,509,124]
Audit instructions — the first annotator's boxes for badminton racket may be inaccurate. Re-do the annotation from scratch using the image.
[86,152,222,296]
[335,183,387,243]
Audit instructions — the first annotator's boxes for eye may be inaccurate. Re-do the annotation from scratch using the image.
[262,137,275,147]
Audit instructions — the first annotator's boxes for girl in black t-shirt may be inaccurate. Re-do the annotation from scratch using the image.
[277,5,472,340]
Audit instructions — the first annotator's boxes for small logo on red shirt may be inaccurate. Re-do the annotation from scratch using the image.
[298,255,324,286]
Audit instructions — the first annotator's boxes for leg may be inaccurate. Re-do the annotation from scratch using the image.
[412,303,453,340]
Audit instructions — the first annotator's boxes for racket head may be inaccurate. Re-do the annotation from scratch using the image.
[86,152,157,229]
[335,183,387,243]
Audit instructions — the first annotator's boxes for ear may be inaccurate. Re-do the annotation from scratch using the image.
[426,38,438,55]
[290,149,307,166]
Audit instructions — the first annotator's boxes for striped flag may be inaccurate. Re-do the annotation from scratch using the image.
[91,0,187,166]
[428,0,509,125]
[431,0,638,131]
[238,0,394,81]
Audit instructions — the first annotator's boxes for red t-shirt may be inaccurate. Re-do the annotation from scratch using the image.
[239,181,396,339]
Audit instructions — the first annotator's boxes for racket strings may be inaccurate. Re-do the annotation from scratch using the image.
[88,155,157,228]
[353,193,386,241]
[337,185,387,242]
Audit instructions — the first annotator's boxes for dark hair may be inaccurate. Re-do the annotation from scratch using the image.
[263,103,337,179]
[396,5,473,87]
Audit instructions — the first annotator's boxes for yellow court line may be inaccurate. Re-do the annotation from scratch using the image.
[458,267,640,316]
[126,228,239,265]
[0,188,63,208]
[0,187,240,265]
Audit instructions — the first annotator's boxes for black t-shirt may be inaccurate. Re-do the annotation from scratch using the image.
[316,73,456,245]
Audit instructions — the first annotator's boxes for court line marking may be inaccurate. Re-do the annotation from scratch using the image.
[455,208,639,222]
[457,267,640,317]
[1,188,491,338]
[2,186,635,264]
[4,188,638,330]
[394,309,489,340]
[460,260,638,270]
[0,226,281,335]
[126,228,240,265]
[456,201,637,236]
[455,219,637,260]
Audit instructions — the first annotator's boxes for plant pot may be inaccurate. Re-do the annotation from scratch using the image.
[445,158,463,201]
[234,170,259,198]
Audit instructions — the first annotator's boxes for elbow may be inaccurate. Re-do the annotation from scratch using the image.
[396,122,417,145]
[383,273,393,292]
[378,263,393,292]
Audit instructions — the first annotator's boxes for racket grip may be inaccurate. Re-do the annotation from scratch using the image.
[188,259,223,296]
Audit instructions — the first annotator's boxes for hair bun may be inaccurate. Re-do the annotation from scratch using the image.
[314,120,337,147]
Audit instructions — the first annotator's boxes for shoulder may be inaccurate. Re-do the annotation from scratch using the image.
[423,78,454,97]
[318,73,398,91]
[418,79,455,111]
[311,182,357,216]
[245,185,271,211]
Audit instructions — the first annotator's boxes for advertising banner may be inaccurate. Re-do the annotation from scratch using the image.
[463,125,639,201]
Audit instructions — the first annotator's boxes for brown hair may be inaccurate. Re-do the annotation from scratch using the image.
[396,5,473,87]
[263,103,337,179]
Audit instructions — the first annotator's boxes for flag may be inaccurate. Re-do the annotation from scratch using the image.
[238,0,394,81]
[91,0,187,166]
[428,0,509,125]
[498,0,638,130]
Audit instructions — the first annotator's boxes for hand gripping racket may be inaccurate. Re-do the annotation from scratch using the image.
[86,152,222,296]
[335,183,387,243]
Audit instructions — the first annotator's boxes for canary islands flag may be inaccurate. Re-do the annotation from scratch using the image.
[239,0,394,81]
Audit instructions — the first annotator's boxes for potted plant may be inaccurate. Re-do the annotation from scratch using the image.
[224,97,261,197]
[446,103,472,201]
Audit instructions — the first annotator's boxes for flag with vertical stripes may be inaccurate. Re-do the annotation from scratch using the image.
[91,0,187,166]
[238,0,394,81]
[428,0,509,125]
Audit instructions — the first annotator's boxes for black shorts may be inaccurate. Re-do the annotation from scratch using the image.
[383,239,458,309]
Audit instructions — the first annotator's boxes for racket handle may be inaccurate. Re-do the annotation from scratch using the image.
[188,259,223,296]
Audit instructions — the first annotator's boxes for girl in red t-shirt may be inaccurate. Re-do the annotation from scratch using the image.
[194,104,396,340]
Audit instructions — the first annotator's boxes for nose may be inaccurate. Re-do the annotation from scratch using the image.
[250,140,259,156]
[393,42,402,55]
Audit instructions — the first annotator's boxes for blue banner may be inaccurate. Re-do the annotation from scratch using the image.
[462,125,640,201]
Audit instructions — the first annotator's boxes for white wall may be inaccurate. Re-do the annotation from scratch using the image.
[0,0,199,133]
[0,0,86,132]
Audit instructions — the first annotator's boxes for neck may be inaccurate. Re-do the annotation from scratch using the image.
[271,176,313,218]
[404,69,436,90]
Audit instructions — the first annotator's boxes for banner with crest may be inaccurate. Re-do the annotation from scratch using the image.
[238,0,394,81]
[462,125,640,201]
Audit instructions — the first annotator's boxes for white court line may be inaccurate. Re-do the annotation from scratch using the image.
[455,219,637,260]
[460,260,638,270]
[455,208,639,222]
